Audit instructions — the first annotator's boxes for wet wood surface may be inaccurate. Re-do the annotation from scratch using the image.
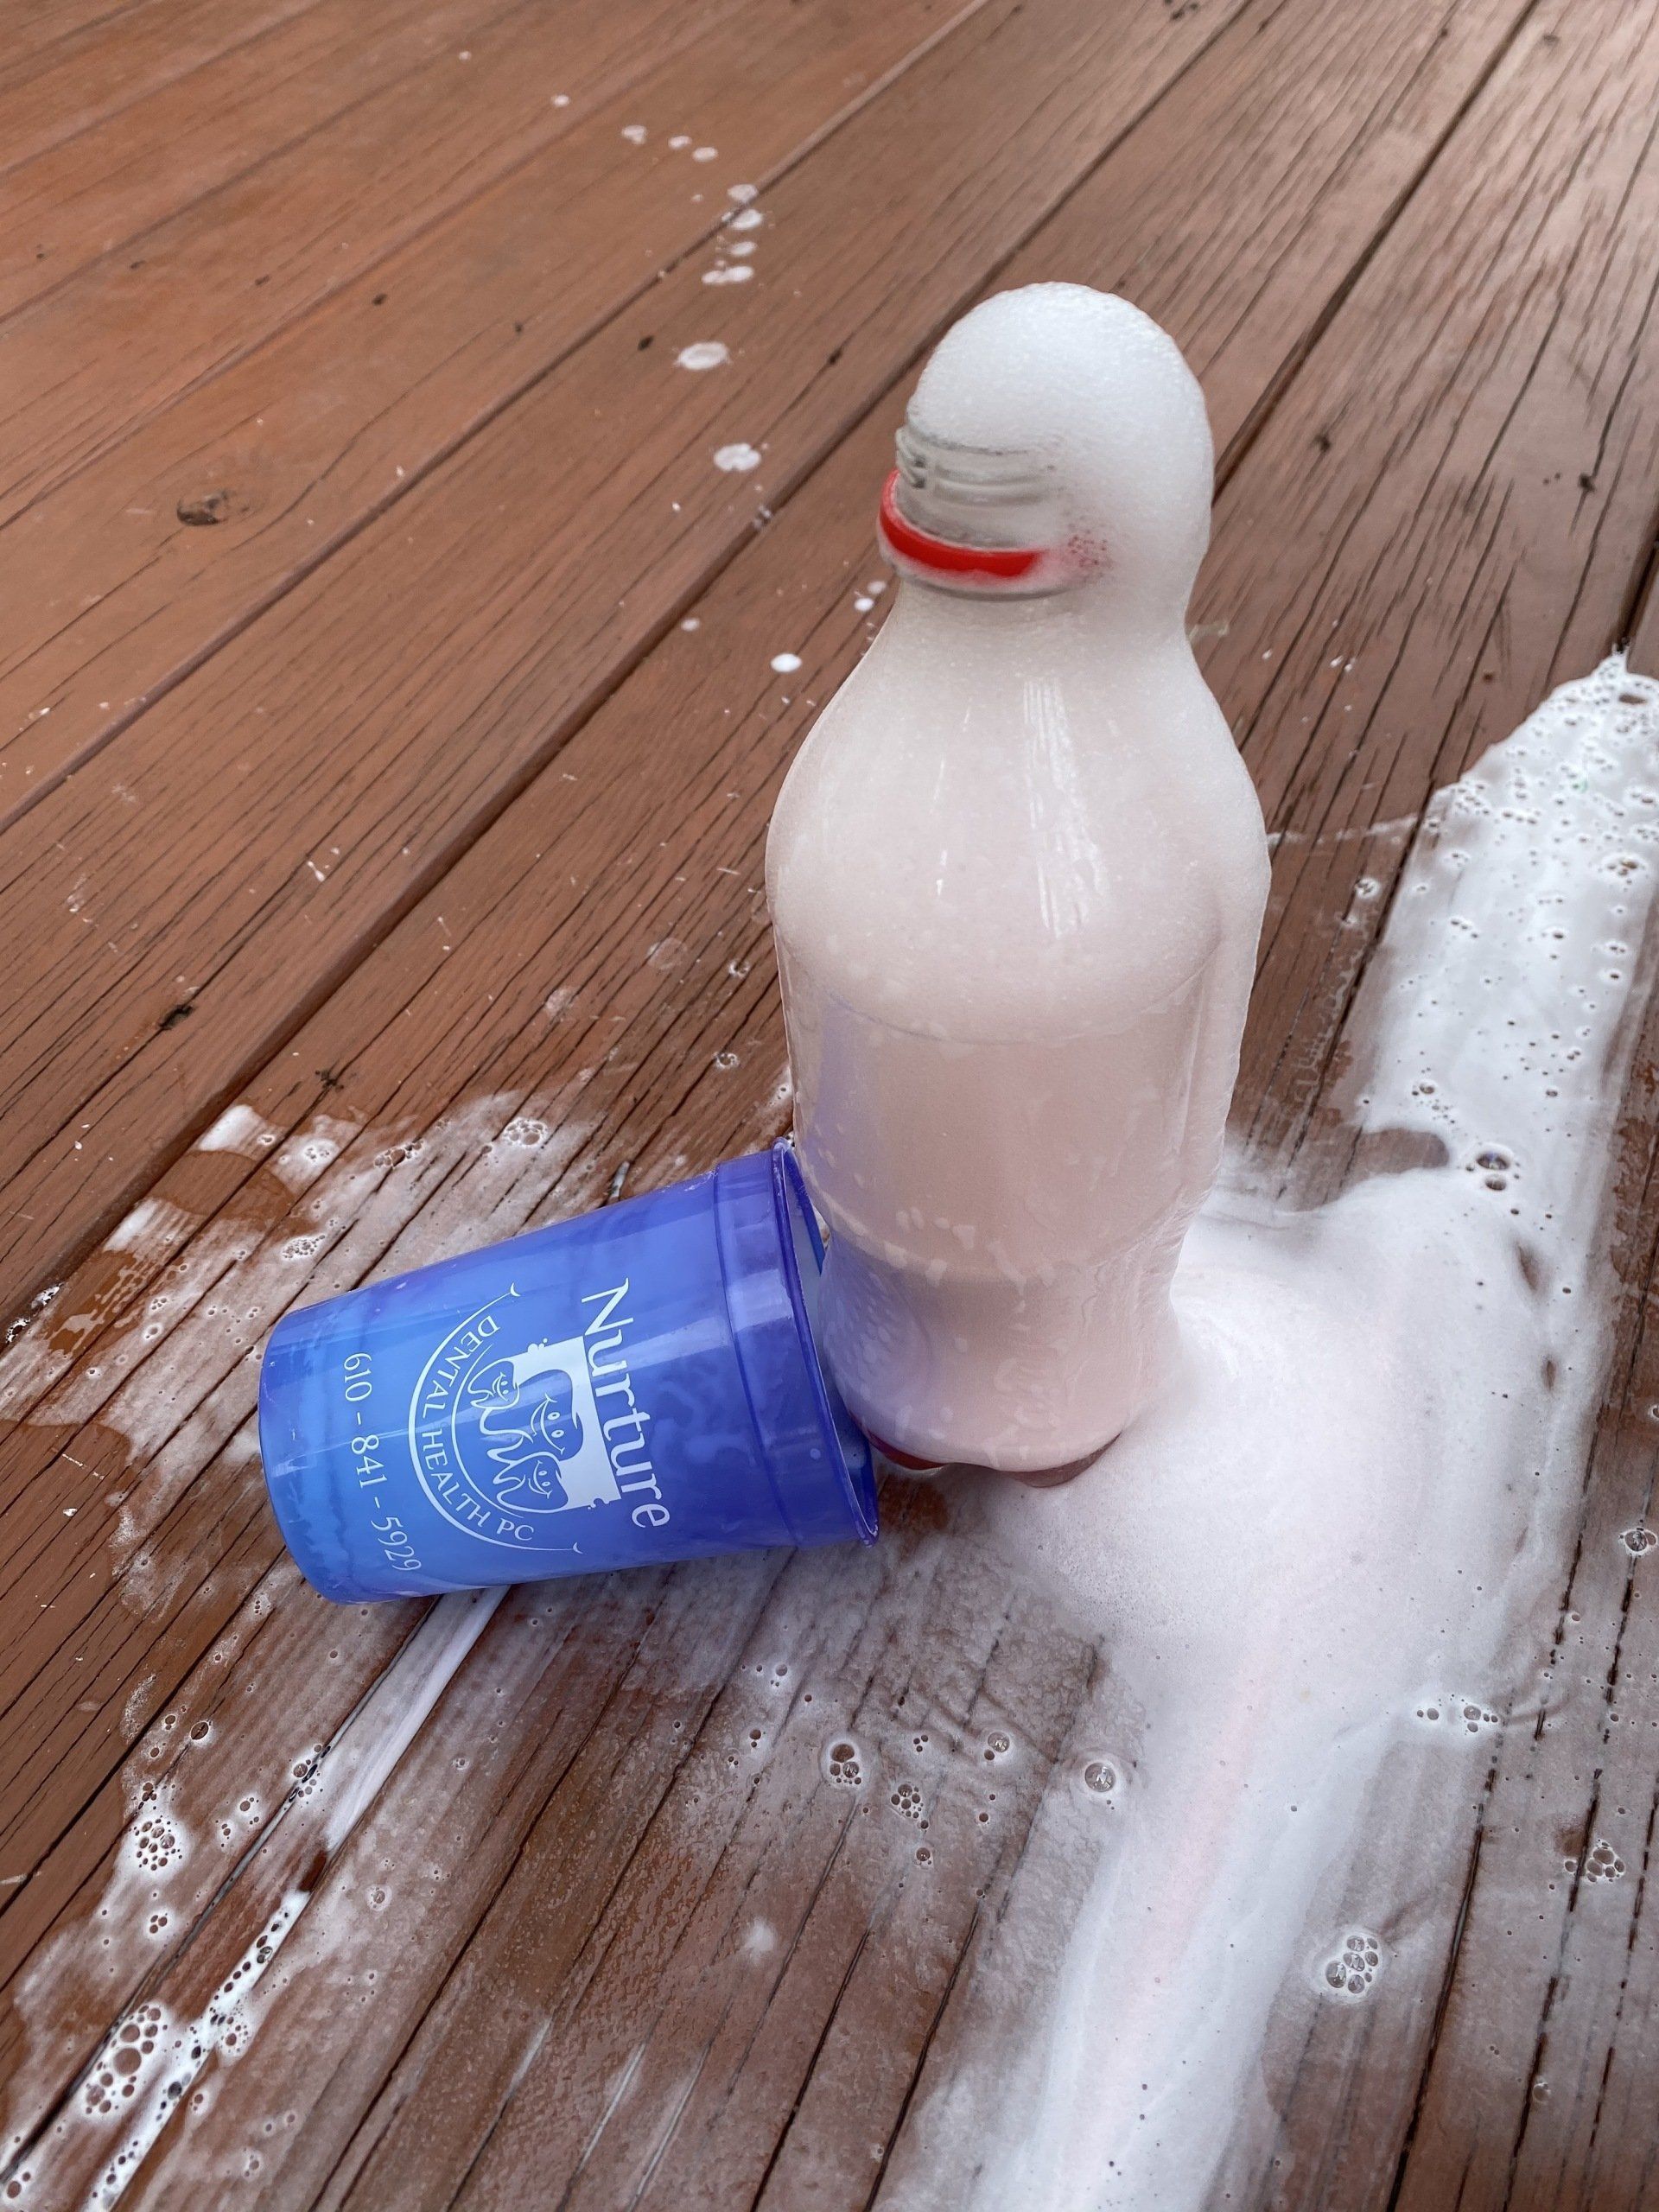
[3,0,1658,2204]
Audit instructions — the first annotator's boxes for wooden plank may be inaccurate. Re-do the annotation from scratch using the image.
[0,0,1246,1325]
[335,22,1659,2152]
[347,1532,1093,2212]
[0,0,973,814]
[0,0,551,325]
[1195,0,1659,1177]
[1388,1023,1659,2212]
[7,0,1615,2195]
[0,0,164,82]
[0,0,328,176]
[0,0,753,534]
[0,0,1522,2012]
[1167,1,1659,2199]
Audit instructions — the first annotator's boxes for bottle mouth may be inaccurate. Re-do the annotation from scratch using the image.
[880,424,1099,594]
[879,471,1049,586]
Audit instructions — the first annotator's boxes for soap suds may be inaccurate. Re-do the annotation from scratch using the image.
[2,1591,502,2202]
[195,1105,279,1158]
[79,1896,308,2209]
[320,1591,501,1851]
[936,658,1659,2208]
[906,284,1213,605]
[4,625,1646,2202]
[676,341,730,372]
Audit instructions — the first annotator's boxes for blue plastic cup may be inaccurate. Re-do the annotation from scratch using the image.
[258,1143,877,1599]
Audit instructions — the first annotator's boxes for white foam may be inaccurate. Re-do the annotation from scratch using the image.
[267,1115,358,1192]
[80,1894,309,2208]
[321,1590,501,1849]
[103,1198,193,1260]
[2,1585,504,2198]
[713,442,761,472]
[908,283,1213,613]
[676,341,730,372]
[195,1105,279,1158]
[950,658,1659,2207]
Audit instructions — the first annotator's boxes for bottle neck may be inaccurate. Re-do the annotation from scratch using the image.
[884,569,1185,657]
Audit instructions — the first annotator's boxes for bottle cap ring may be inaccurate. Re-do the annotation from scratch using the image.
[877,468,1047,581]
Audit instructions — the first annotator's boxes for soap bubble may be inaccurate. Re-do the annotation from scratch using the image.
[1315,1929,1384,2000]
[1078,1758,1121,1802]
[1584,1838,1626,1883]
[823,1735,866,1788]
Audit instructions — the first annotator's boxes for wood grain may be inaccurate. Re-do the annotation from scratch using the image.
[5,0,1659,2202]
[0,0,327,177]
[0,0,976,815]
[1187,0,1659,1177]
[0,0,1244,1326]
[0,0,177,82]
[0,0,547,325]
[0,0,763,533]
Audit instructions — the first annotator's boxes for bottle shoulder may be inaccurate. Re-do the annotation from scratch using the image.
[767,635,1267,1034]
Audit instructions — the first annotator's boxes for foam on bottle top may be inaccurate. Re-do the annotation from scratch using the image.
[906,284,1214,607]
[767,283,1259,1037]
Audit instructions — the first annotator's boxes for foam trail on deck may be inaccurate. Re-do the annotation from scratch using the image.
[958,657,1659,2209]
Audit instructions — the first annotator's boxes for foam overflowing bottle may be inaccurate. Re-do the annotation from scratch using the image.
[766,285,1269,1478]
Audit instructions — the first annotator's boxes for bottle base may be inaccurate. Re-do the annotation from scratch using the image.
[995,1449,1105,1489]
[868,1434,947,1474]
[868,1434,1111,1488]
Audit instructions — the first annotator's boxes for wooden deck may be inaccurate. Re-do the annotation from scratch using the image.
[3,0,1659,2202]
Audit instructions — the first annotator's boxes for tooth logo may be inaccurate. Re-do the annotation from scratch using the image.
[469,1340,619,1512]
[407,1290,621,1550]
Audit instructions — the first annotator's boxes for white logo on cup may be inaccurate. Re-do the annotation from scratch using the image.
[410,1291,613,1549]
[407,1281,667,1548]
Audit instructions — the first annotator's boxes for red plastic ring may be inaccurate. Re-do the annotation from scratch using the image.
[877,468,1046,582]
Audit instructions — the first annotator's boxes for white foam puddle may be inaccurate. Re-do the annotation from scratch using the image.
[5,661,1652,2204]
[945,658,1659,2207]
[319,1589,501,1851]
[78,1894,308,2209]
[194,1105,279,1159]
[1,1592,501,2203]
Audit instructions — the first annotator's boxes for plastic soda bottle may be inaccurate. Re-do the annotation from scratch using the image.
[766,285,1269,1478]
